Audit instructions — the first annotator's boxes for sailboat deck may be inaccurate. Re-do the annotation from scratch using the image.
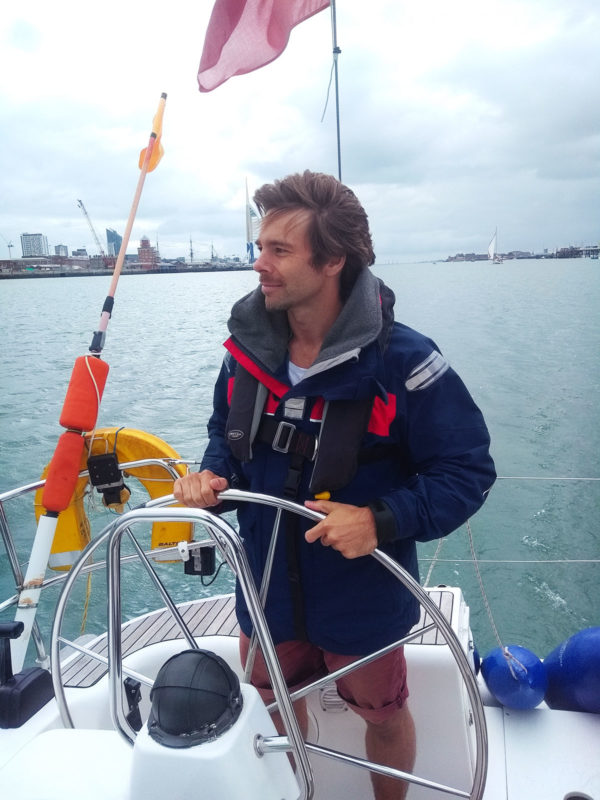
[62,589,454,688]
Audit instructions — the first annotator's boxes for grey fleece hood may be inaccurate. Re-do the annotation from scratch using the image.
[227,269,391,377]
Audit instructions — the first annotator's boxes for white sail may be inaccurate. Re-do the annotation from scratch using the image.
[245,179,260,263]
[488,230,497,260]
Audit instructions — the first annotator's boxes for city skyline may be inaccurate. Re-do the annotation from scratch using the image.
[5,223,597,264]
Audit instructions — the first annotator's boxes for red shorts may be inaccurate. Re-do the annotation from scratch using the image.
[239,632,409,724]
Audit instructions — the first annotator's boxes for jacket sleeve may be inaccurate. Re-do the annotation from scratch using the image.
[377,364,496,544]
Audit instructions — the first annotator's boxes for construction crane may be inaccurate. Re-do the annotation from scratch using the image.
[76,199,106,256]
[0,232,14,259]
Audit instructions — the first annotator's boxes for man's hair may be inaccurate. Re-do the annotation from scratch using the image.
[253,170,375,299]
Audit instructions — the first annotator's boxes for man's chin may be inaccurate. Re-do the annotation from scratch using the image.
[264,300,289,312]
[263,293,289,312]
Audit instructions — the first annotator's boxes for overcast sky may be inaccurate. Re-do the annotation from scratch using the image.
[1,0,598,263]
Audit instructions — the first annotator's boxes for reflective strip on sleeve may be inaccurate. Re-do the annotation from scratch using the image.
[405,351,449,391]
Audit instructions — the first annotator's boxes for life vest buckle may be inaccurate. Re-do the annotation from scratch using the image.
[257,418,318,461]
[272,421,296,454]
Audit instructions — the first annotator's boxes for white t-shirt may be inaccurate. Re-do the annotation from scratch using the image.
[288,360,307,386]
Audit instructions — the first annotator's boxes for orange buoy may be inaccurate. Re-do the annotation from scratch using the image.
[42,431,86,513]
[59,356,110,432]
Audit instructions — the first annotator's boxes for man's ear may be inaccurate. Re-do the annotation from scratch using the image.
[323,254,346,277]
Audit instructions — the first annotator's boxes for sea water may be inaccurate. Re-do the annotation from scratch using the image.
[0,260,598,664]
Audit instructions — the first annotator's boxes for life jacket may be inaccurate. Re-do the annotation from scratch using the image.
[225,362,375,496]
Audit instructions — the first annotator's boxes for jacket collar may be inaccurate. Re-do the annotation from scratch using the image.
[227,270,395,379]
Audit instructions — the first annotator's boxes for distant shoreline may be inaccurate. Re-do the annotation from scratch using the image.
[0,265,254,280]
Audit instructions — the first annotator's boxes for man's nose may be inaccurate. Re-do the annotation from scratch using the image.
[253,251,268,273]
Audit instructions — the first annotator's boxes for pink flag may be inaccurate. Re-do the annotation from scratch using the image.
[198,0,330,92]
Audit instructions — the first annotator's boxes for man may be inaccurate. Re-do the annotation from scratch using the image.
[174,170,495,799]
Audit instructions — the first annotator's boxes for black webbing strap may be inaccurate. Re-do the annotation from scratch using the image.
[257,417,317,461]
[257,413,404,641]
[258,413,404,470]
[283,450,308,641]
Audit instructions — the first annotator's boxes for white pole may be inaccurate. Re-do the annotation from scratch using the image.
[12,514,58,670]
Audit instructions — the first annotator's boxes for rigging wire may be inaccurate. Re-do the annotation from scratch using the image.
[320,61,335,123]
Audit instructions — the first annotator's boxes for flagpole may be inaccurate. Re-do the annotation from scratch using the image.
[330,0,342,182]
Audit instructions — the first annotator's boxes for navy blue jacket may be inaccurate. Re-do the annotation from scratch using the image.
[201,271,496,655]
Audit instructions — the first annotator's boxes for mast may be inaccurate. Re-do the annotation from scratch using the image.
[330,0,342,182]
[245,178,259,264]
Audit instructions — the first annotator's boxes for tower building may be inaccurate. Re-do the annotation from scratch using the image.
[106,228,123,257]
[21,233,49,258]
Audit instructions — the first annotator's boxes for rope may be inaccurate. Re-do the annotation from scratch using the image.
[464,519,505,650]
[424,518,506,648]
[83,354,103,455]
[77,361,101,637]
[424,537,445,586]
[462,520,533,677]
[423,519,529,675]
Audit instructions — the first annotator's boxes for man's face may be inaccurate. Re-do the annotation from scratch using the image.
[253,210,330,313]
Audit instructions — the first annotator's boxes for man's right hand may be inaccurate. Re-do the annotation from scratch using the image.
[173,470,229,508]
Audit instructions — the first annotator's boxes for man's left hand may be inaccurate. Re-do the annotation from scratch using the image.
[304,500,377,559]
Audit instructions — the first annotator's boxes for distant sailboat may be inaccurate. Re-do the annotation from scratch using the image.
[245,180,260,264]
[488,229,503,263]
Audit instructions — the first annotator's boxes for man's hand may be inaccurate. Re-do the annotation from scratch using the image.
[304,500,377,559]
[173,470,229,508]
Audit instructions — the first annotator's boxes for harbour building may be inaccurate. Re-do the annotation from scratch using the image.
[137,236,160,269]
[21,233,49,258]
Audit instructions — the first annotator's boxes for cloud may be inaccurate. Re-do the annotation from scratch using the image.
[0,0,598,263]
